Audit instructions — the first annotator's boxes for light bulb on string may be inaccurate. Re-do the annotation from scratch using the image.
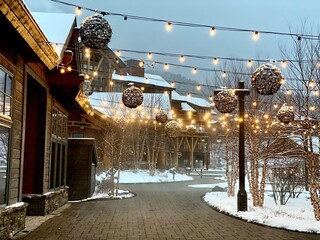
[192,68,197,74]
[116,50,121,57]
[281,60,288,68]
[67,66,72,72]
[252,31,260,41]
[147,52,153,60]
[164,63,169,71]
[75,6,82,16]
[196,84,201,91]
[213,58,219,65]
[171,81,175,87]
[210,27,216,36]
[60,67,66,74]
[93,71,98,76]
[222,71,227,78]
[247,60,253,68]
[286,89,292,95]
[139,60,144,67]
[280,78,286,84]
[166,22,173,32]
[179,55,185,62]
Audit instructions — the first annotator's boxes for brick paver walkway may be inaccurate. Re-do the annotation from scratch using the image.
[15,175,319,240]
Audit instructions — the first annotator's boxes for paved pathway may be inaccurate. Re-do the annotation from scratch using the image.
[16,176,319,240]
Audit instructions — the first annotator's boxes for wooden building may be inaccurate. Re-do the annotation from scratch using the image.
[0,1,92,238]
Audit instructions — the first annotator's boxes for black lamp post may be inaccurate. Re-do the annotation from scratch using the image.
[214,81,250,211]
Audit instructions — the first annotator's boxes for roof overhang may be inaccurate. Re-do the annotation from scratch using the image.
[1,0,59,69]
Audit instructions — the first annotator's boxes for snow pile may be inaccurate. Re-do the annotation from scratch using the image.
[96,169,193,184]
[203,181,320,234]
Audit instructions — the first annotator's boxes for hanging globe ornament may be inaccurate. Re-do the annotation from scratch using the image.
[82,80,93,96]
[251,64,283,95]
[186,124,197,135]
[213,89,237,113]
[80,14,112,49]
[165,120,182,138]
[122,83,144,108]
[155,110,168,123]
[277,103,294,124]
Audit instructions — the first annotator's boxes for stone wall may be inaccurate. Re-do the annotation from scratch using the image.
[22,188,68,216]
[0,203,28,240]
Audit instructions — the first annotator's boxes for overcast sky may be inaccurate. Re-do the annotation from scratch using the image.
[24,0,320,84]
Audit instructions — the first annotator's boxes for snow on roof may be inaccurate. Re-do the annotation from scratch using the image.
[89,92,172,119]
[112,73,175,89]
[172,91,211,108]
[181,102,196,112]
[31,12,76,61]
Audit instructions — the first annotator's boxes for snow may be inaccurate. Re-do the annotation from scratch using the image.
[97,169,193,184]
[5,202,26,209]
[112,72,175,89]
[172,91,211,108]
[181,102,196,112]
[89,92,172,119]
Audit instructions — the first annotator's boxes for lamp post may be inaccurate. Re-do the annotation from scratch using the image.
[214,81,250,211]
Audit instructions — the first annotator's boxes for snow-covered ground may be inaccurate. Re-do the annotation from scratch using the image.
[82,169,319,234]
[203,181,320,234]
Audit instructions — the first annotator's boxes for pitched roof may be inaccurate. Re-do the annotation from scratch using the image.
[112,72,175,89]
[89,92,172,119]
[1,0,58,69]
[172,91,211,108]
[31,12,76,63]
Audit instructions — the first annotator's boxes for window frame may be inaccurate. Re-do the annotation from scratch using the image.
[0,66,13,118]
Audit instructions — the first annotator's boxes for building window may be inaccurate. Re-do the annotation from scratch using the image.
[0,67,13,117]
[50,107,68,190]
[0,126,9,205]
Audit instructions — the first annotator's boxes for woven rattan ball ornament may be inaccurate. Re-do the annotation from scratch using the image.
[277,104,294,124]
[165,120,182,138]
[251,64,283,95]
[155,110,168,123]
[213,89,237,113]
[186,124,197,134]
[80,14,112,49]
[122,83,143,108]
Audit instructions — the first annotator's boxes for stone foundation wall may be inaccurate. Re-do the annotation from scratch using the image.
[22,187,68,216]
[0,203,28,240]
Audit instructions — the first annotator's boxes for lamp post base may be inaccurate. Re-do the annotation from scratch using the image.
[237,190,248,211]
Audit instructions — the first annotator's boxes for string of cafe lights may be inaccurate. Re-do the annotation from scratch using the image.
[51,0,320,41]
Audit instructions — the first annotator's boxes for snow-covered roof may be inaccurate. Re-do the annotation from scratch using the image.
[112,73,175,89]
[31,12,76,62]
[181,102,196,112]
[172,91,211,108]
[89,92,172,119]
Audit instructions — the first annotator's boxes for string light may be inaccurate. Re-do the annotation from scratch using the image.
[93,71,98,76]
[52,0,320,41]
[139,60,144,67]
[281,60,288,68]
[213,58,219,65]
[147,52,153,59]
[116,50,121,57]
[60,67,66,74]
[252,31,260,41]
[67,66,72,72]
[192,67,197,74]
[179,55,185,62]
[75,6,82,15]
[196,84,201,91]
[166,22,173,32]
[171,81,175,87]
[222,71,227,78]
[247,60,253,68]
[164,63,169,70]
[210,27,216,36]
